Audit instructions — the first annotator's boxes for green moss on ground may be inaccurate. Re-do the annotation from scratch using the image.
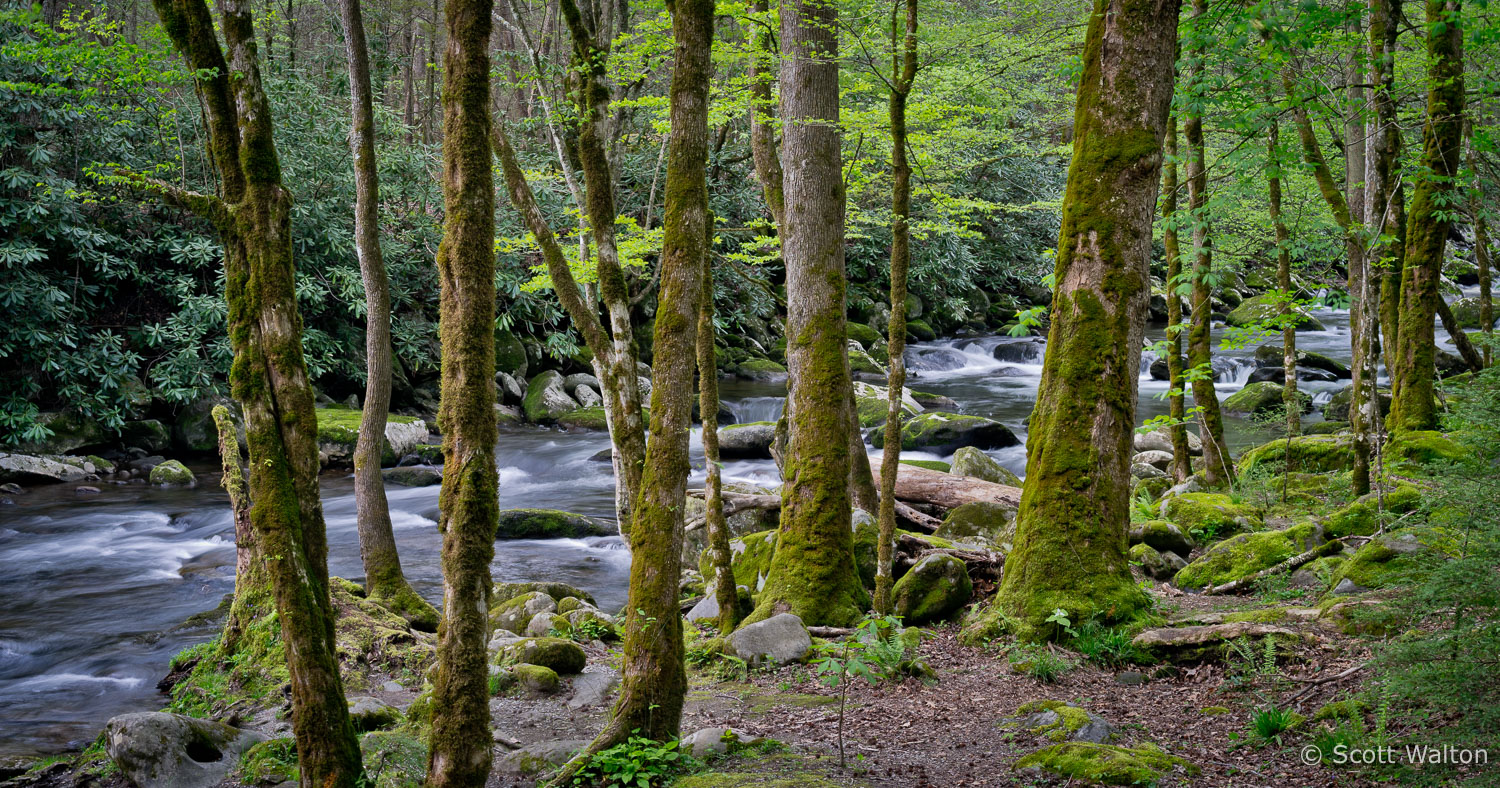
[1161,493,1260,540]
[1013,741,1198,785]
[236,738,298,786]
[899,459,951,472]
[1237,434,1355,477]
[1385,430,1465,467]
[1173,523,1317,590]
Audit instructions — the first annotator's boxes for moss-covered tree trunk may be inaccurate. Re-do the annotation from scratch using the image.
[1162,115,1192,483]
[1390,0,1464,432]
[749,0,867,628]
[552,0,712,777]
[696,229,738,634]
[1343,24,1377,495]
[1469,120,1494,367]
[1264,111,1299,440]
[1184,0,1230,486]
[988,0,1176,640]
[874,0,918,616]
[1366,0,1405,382]
[338,0,436,632]
[424,0,497,782]
[216,404,265,655]
[146,1,363,784]
[747,0,785,233]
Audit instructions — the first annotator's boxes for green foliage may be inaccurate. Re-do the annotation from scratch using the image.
[1245,706,1299,745]
[1067,620,1145,668]
[569,735,699,787]
[1006,642,1073,683]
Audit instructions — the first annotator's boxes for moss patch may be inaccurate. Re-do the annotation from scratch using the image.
[1385,430,1465,466]
[1173,523,1318,590]
[1237,434,1355,477]
[494,508,613,539]
[1013,700,1096,742]
[1014,741,1198,785]
[1161,493,1260,540]
[899,459,951,472]
[700,529,778,591]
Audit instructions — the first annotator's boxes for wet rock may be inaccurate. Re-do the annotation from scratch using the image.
[1222,381,1312,416]
[852,381,922,428]
[735,358,788,382]
[1321,384,1391,422]
[870,412,1020,454]
[315,408,429,467]
[75,485,101,494]
[574,385,603,408]
[104,712,265,788]
[718,421,777,459]
[495,508,614,539]
[0,453,88,484]
[950,446,1021,486]
[522,370,580,423]
[1227,294,1324,331]
[725,613,811,667]
[382,465,442,487]
[495,371,525,405]
[1248,365,1338,384]
[149,460,197,487]
[892,553,973,625]
[1252,344,1350,377]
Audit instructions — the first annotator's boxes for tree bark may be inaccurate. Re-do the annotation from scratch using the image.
[875,0,918,616]
[696,227,738,634]
[1184,0,1230,486]
[1343,18,1375,496]
[990,0,1177,640]
[425,0,498,781]
[1265,109,1299,440]
[1366,0,1404,417]
[1162,115,1192,482]
[339,0,437,632]
[746,0,785,232]
[215,404,262,655]
[1465,118,1492,367]
[1391,0,1464,432]
[750,0,867,628]
[146,0,364,783]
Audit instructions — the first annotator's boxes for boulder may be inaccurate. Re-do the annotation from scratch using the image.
[523,371,580,423]
[315,407,429,467]
[1327,533,1427,592]
[892,553,973,625]
[1227,293,1324,331]
[0,453,88,484]
[173,396,240,454]
[905,318,937,342]
[1131,622,1314,663]
[1014,742,1198,784]
[574,385,602,408]
[1248,366,1338,384]
[870,412,1020,454]
[1131,450,1173,471]
[563,373,601,393]
[724,613,812,667]
[852,380,922,428]
[104,712,265,788]
[149,460,197,487]
[494,329,528,378]
[509,663,561,695]
[492,581,596,608]
[495,508,614,539]
[1130,543,1186,580]
[1013,700,1115,744]
[933,501,1016,549]
[1131,462,1168,480]
[495,371,525,405]
[1221,381,1311,416]
[1321,384,1391,421]
[1384,430,1465,467]
[681,727,765,759]
[1252,344,1350,377]
[382,465,442,487]
[910,390,959,412]
[14,411,107,455]
[950,446,1022,486]
[494,637,587,675]
[1134,428,1201,456]
[566,667,621,709]
[1173,522,1321,590]
[698,530,778,592]
[1127,520,1194,556]
[556,407,608,431]
[347,696,402,731]
[847,340,887,378]
[735,358,788,382]
[1159,493,1259,539]
[491,591,557,634]
[1449,296,1493,330]
[846,322,883,350]
[497,740,589,775]
[119,419,171,453]
[1237,433,1355,477]
[718,421,777,459]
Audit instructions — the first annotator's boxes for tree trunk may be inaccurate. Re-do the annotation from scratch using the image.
[875,0,918,616]
[750,0,867,628]
[1265,110,1299,440]
[339,0,437,632]
[990,0,1177,640]
[425,0,498,781]
[552,0,712,774]
[1391,0,1464,433]
[1162,115,1191,482]
[696,229,738,634]
[1343,19,1375,496]
[1465,118,1492,367]
[747,0,785,232]
[216,404,263,655]
[1366,0,1404,404]
[1184,0,1230,486]
[146,0,363,783]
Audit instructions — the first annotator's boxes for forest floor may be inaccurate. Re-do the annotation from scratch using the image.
[483,583,1403,788]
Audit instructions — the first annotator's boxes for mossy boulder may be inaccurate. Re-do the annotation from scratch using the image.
[1127,520,1194,556]
[381,465,442,487]
[1173,523,1320,590]
[905,319,937,342]
[934,501,1016,549]
[235,737,298,786]
[314,407,427,467]
[1012,700,1114,744]
[846,322,883,349]
[852,381,921,428]
[1221,381,1311,416]
[14,410,107,455]
[1131,476,1171,503]
[1449,296,1493,329]
[1253,344,1350,377]
[1385,430,1465,467]
[508,663,561,695]
[699,529,777,592]
[495,508,614,540]
[1237,433,1355,478]
[1160,493,1259,539]
[950,446,1022,486]
[847,340,886,377]
[900,459,951,472]
[494,637,586,675]
[494,329,528,377]
[347,696,402,732]
[1131,621,1313,663]
[522,371,580,423]
[1227,293,1324,331]
[1321,385,1391,421]
[491,591,558,634]
[1014,742,1197,785]
[119,419,171,453]
[492,581,596,609]
[871,412,1020,454]
[1327,534,1427,593]
[1129,543,1186,580]
[892,553,973,625]
[735,358,788,381]
[1289,554,1347,590]
[555,407,608,431]
[148,460,196,487]
[1323,484,1423,539]
[718,421,777,459]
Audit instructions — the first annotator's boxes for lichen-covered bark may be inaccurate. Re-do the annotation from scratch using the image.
[552,0,711,777]
[696,231,738,634]
[425,0,497,782]
[747,0,785,232]
[1161,115,1191,483]
[1183,0,1229,486]
[216,404,264,655]
[990,0,1176,640]
[748,0,868,628]
[1391,0,1464,432]
[875,0,919,616]
[339,0,435,632]
[1366,0,1405,365]
[1264,111,1299,439]
[149,1,363,784]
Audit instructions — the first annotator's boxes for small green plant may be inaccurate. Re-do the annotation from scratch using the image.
[571,618,614,642]
[1007,643,1073,683]
[1247,705,1299,744]
[1069,620,1144,668]
[1129,490,1158,523]
[1044,608,1076,637]
[569,735,699,787]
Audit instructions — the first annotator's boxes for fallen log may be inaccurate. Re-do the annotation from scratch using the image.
[894,532,1004,582]
[1204,539,1345,595]
[870,464,1022,510]
[685,491,940,533]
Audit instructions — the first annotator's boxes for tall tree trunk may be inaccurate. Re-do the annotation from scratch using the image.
[339,0,437,632]
[749,0,867,627]
[1366,0,1405,374]
[985,0,1177,641]
[1466,119,1493,367]
[874,0,918,616]
[216,404,263,655]
[1162,115,1192,482]
[1343,20,1375,495]
[145,1,364,784]
[1391,0,1464,432]
[1184,0,1230,485]
[746,0,785,232]
[551,0,711,777]
[697,230,738,634]
[424,0,497,781]
[1265,109,1299,439]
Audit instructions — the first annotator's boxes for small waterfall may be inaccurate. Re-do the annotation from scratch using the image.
[1211,356,1258,386]
[727,396,785,424]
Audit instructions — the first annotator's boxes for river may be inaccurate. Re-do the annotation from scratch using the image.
[0,303,1465,756]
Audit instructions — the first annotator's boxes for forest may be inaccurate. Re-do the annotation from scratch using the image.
[0,0,1496,783]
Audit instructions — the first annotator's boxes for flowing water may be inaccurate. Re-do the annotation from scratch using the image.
[0,304,1466,755]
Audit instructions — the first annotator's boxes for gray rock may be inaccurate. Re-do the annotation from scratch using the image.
[1115,671,1147,686]
[495,371,525,406]
[574,385,602,408]
[566,667,621,709]
[1019,705,1115,744]
[104,712,264,788]
[681,727,765,758]
[525,611,559,637]
[563,373,601,393]
[0,453,87,484]
[950,446,1022,486]
[491,591,557,634]
[149,460,197,487]
[496,739,590,775]
[1132,450,1174,470]
[725,613,812,667]
[522,370,580,423]
[1134,428,1202,456]
[380,680,404,693]
[495,508,615,539]
[347,696,401,731]
[1128,521,1195,556]
[174,396,240,454]
[382,465,442,487]
[76,486,101,494]
[0,482,21,494]
[1332,578,1367,595]
[718,422,777,459]
[1131,462,1168,480]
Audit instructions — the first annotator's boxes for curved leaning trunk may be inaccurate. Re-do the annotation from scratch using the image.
[1161,115,1192,483]
[988,0,1177,640]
